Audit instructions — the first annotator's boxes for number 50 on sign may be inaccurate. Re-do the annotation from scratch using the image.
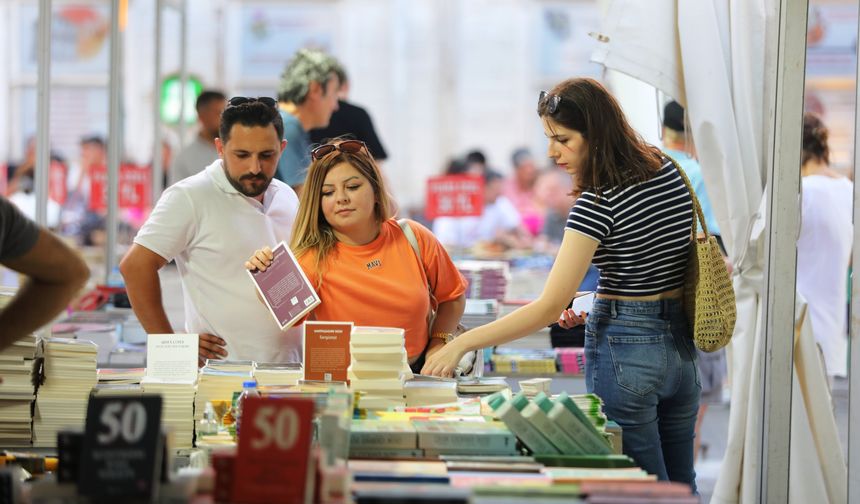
[233,397,315,504]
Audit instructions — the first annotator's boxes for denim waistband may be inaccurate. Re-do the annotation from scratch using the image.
[590,298,684,317]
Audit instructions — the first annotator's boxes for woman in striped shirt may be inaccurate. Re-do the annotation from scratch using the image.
[423,78,700,491]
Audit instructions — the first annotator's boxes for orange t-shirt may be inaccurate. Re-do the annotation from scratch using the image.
[298,219,467,358]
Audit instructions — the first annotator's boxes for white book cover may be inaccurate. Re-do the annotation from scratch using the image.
[145,334,199,383]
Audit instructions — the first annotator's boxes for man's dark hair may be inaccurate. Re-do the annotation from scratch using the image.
[196,90,227,113]
[466,150,487,166]
[80,135,105,148]
[219,100,284,144]
[484,169,504,184]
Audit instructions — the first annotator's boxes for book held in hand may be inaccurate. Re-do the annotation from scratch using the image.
[247,241,321,330]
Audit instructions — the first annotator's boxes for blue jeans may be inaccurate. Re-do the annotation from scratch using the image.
[584,298,701,492]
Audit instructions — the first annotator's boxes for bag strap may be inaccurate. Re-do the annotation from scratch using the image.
[398,219,438,309]
[666,155,709,241]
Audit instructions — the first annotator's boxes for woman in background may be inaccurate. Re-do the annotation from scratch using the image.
[796,113,853,383]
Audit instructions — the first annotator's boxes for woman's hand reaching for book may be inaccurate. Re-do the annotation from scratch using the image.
[245,246,274,272]
[421,337,468,378]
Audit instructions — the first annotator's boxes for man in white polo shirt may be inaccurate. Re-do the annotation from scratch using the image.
[120,97,300,364]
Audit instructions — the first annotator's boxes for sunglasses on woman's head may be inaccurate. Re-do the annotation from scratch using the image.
[539,91,562,115]
[310,140,368,160]
[226,96,277,109]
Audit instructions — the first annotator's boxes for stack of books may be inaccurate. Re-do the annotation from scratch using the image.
[141,378,195,449]
[404,379,458,407]
[556,347,586,375]
[33,339,98,448]
[414,420,518,457]
[460,299,498,329]
[253,362,303,387]
[519,378,552,397]
[349,419,421,459]
[571,393,608,432]
[490,348,557,374]
[52,322,118,367]
[456,376,509,395]
[456,261,509,300]
[194,361,254,423]
[97,367,145,385]
[348,327,407,410]
[580,481,697,503]
[0,334,38,446]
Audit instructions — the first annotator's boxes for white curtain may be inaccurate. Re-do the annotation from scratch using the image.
[591,1,846,502]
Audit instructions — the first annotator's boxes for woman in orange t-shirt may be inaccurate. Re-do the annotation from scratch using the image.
[246,139,466,367]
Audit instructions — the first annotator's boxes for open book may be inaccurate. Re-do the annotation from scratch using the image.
[247,241,321,330]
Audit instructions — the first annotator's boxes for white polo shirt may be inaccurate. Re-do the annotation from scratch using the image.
[134,160,301,363]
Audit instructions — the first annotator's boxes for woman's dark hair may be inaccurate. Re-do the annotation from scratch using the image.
[802,112,829,166]
[219,100,284,143]
[538,78,663,193]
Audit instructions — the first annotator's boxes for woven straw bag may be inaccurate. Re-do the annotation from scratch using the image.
[673,160,737,352]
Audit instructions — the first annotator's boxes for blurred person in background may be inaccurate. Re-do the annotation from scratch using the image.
[5,137,65,228]
[310,65,387,162]
[62,135,107,245]
[433,169,530,251]
[796,112,852,385]
[275,49,342,195]
[504,147,543,236]
[170,90,227,185]
[533,167,574,252]
[464,150,489,176]
[662,101,721,243]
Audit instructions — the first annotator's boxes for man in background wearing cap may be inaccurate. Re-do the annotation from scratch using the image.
[275,49,341,196]
[662,101,721,241]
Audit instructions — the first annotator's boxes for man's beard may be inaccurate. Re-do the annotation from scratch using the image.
[222,159,272,198]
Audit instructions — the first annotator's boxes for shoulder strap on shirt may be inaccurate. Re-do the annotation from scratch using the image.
[397,218,422,261]
[398,218,438,310]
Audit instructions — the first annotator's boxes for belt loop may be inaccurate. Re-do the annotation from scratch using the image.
[661,299,670,320]
[610,299,617,318]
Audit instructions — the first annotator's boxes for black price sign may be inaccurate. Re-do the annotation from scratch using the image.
[79,394,163,501]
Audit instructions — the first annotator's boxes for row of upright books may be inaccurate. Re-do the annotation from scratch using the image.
[488,346,587,375]
[456,260,509,301]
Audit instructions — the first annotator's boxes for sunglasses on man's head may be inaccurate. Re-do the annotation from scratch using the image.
[310,140,368,160]
[226,96,277,109]
[539,91,562,115]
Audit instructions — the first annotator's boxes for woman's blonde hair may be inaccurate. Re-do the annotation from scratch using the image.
[290,139,395,288]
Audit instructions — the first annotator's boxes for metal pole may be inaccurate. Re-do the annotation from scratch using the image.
[177,0,188,149]
[848,6,860,501]
[152,0,164,199]
[35,0,52,226]
[758,0,808,502]
[106,0,122,283]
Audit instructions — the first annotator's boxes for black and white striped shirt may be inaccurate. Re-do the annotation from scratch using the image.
[566,158,693,296]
